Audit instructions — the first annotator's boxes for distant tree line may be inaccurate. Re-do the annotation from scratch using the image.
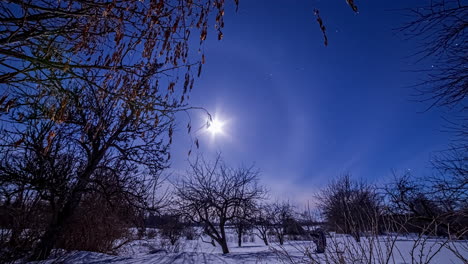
[317,172,467,242]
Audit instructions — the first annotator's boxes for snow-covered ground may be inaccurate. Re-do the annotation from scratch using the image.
[34,230,468,264]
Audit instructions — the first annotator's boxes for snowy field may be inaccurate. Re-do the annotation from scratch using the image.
[32,229,468,264]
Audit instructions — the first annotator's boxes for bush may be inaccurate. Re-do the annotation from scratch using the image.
[56,192,138,253]
[158,215,186,245]
[146,229,158,239]
[183,226,199,241]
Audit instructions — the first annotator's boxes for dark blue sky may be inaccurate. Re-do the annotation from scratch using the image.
[171,0,449,203]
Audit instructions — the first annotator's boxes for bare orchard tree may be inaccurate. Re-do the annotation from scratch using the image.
[252,204,273,246]
[0,0,236,261]
[269,201,295,246]
[232,203,255,247]
[317,174,381,242]
[175,155,265,254]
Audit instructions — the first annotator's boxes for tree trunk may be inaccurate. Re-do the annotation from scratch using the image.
[29,224,59,260]
[219,222,229,253]
[352,231,360,243]
[29,173,91,260]
[263,236,269,246]
[220,239,230,254]
[237,228,242,247]
[315,230,326,253]
[8,225,22,248]
[29,143,109,261]
[279,235,284,245]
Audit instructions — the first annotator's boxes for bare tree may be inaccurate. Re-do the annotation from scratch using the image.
[395,0,468,249]
[269,201,294,246]
[401,0,467,109]
[158,214,186,246]
[385,171,467,239]
[430,147,468,215]
[401,0,468,107]
[400,1,467,187]
[252,204,272,246]
[232,203,255,247]
[0,0,236,261]
[0,128,157,260]
[395,1,468,241]
[317,174,381,242]
[175,155,265,254]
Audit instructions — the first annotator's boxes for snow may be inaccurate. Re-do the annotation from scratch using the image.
[31,230,468,264]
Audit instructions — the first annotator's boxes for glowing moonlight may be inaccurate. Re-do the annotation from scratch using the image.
[207,117,226,137]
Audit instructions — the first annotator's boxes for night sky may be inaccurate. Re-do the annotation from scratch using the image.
[171,0,449,204]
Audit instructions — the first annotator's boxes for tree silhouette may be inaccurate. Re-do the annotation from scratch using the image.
[175,155,264,254]
[0,0,234,260]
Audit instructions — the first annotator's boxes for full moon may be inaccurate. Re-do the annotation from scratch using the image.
[207,117,225,136]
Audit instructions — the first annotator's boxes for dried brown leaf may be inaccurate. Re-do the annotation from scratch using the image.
[314,9,328,47]
[346,0,359,13]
